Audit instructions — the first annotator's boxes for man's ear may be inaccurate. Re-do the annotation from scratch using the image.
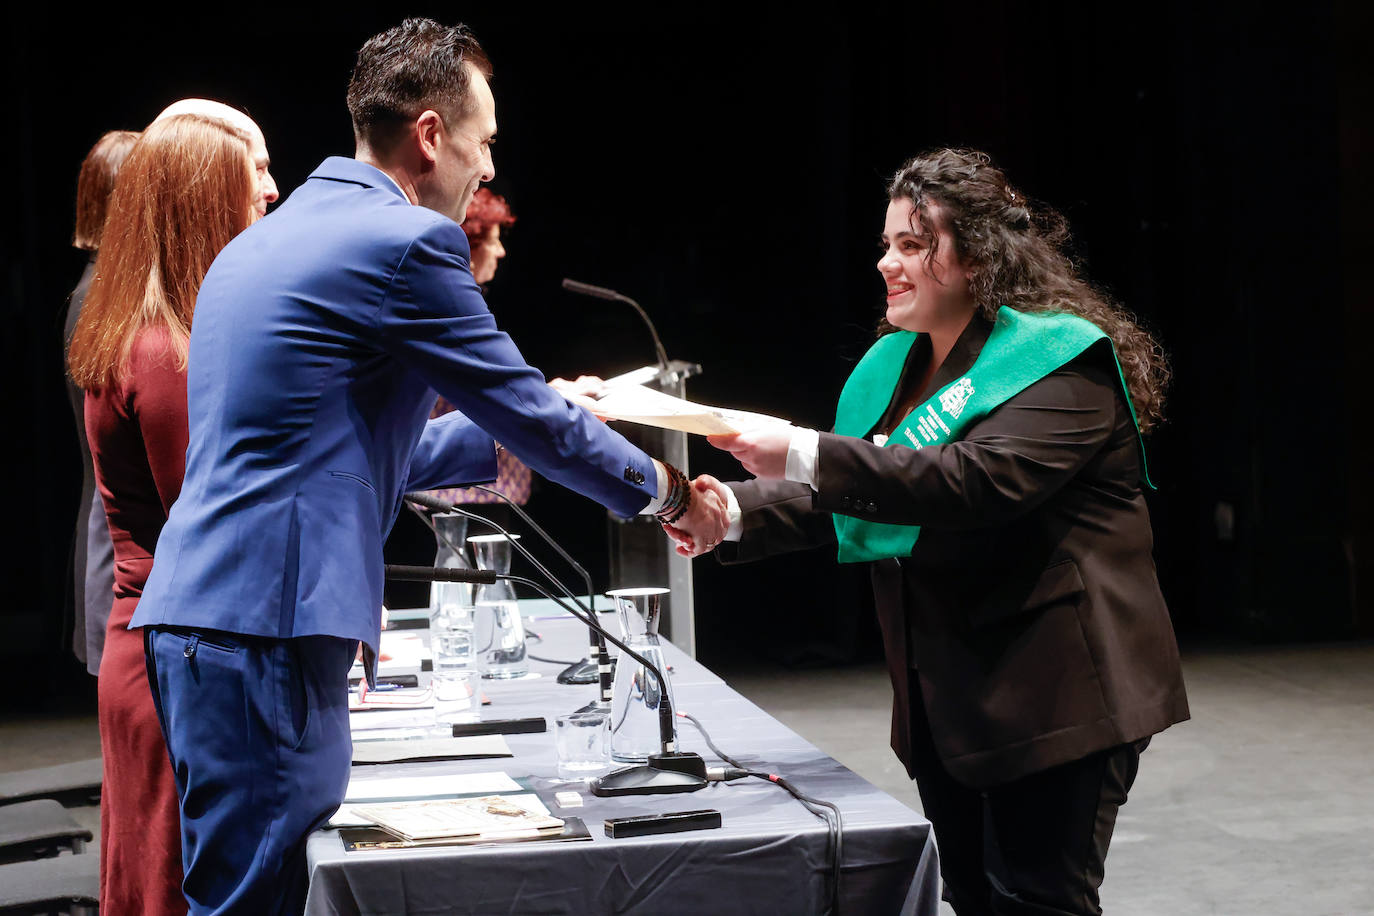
[414,110,445,166]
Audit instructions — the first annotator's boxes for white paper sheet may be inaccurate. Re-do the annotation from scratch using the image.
[349,708,439,732]
[351,735,511,764]
[344,769,522,804]
[601,365,662,389]
[591,385,791,436]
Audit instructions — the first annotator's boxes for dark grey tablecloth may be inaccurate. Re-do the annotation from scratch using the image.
[306,613,939,915]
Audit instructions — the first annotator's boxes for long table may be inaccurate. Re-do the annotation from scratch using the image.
[305,610,940,915]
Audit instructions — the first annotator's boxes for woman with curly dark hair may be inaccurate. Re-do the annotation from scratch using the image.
[682,149,1189,915]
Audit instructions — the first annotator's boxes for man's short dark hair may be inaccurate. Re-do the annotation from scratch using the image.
[346,18,492,150]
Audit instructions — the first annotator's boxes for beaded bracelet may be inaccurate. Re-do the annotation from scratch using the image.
[654,462,692,525]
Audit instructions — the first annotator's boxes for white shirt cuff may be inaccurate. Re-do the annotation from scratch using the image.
[639,459,670,515]
[785,427,820,490]
[723,484,743,541]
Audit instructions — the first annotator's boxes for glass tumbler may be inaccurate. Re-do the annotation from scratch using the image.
[431,606,477,725]
[555,710,612,780]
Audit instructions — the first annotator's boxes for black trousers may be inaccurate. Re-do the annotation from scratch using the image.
[907,687,1147,916]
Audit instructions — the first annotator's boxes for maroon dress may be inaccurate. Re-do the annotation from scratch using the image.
[86,326,189,915]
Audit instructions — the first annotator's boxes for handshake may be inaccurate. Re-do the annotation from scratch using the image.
[657,426,799,559]
[659,474,732,559]
[553,370,797,561]
[551,374,753,561]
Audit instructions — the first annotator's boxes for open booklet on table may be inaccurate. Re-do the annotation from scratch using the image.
[349,794,563,842]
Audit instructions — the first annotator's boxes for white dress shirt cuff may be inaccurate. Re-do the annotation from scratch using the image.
[639,459,670,515]
[723,485,743,541]
[785,427,821,490]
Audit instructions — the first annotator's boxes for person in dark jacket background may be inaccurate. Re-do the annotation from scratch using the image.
[62,128,138,675]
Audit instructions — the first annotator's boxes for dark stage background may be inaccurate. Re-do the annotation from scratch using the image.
[6,3,1371,696]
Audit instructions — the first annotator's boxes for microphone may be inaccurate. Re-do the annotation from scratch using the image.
[385,564,497,584]
[382,560,707,796]
[561,278,670,371]
[470,484,609,690]
[407,488,611,690]
[559,278,620,302]
[404,491,595,627]
[390,498,707,796]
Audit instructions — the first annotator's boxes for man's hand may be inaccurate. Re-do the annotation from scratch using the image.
[548,375,608,399]
[551,376,609,421]
[707,427,793,479]
[661,476,730,558]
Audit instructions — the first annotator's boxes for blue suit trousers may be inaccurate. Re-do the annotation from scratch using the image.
[145,628,356,915]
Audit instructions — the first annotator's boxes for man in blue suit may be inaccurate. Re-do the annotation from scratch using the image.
[134,19,728,914]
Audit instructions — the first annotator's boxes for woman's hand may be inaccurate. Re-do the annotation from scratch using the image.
[707,428,793,479]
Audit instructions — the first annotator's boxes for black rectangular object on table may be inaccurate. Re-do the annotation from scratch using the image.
[451,717,546,737]
[604,809,722,838]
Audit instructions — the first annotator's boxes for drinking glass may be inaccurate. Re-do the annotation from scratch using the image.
[555,710,612,780]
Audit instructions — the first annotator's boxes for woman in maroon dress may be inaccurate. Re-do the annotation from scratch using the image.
[67,105,276,915]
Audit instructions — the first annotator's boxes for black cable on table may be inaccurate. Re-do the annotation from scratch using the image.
[678,711,843,915]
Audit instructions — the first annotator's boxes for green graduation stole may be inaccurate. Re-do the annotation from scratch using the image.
[831,306,1150,564]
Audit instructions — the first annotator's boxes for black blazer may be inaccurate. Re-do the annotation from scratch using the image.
[721,315,1189,788]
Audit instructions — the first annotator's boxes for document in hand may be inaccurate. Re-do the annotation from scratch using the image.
[590,385,792,436]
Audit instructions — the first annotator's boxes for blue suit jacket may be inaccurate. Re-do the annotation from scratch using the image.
[133,158,657,652]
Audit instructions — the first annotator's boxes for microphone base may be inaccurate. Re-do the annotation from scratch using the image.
[590,752,709,797]
[556,657,601,685]
[573,698,611,715]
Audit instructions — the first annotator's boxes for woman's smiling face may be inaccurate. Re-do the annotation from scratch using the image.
[877,197,975,335]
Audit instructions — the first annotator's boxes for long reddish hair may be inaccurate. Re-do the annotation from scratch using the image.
[72,130,140,251]
[68,114,254,391]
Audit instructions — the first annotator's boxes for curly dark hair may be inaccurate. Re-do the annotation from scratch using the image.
[347,18,492,152]
[886,149,1170,433]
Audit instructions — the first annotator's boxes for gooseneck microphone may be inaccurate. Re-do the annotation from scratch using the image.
[469,484,609,690]
[385,565,497,584]
[404,491,592,625]
[382,540,706,796]
[406,488,610,692]
[560,278,670,371]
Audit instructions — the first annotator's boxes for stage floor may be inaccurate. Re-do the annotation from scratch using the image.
[721,639,1374,916]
